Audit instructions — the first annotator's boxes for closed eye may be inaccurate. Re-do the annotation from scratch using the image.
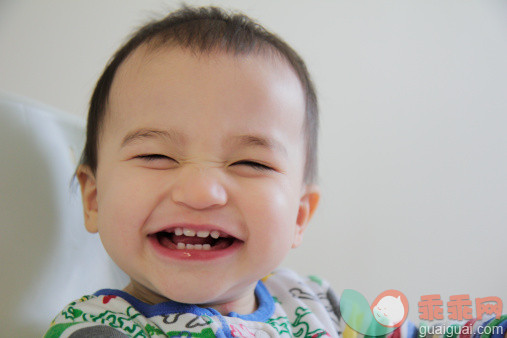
[231,160,273,171]
[133,154,178,170]
[136,154,173,160]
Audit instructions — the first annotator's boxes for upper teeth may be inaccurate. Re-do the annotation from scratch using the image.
[173,227,221,239]
[183,228,195,236]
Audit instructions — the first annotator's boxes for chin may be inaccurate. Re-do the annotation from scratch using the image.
[160,276,255,309]
[155,280,225,304]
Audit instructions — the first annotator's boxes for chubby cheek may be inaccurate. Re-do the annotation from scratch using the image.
[95,168,159,251]
[241,180,300,264]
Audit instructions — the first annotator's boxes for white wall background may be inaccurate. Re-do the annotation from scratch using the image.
[1,0,506,326]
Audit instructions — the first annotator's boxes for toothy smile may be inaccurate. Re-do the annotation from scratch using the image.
[151,227,238,251]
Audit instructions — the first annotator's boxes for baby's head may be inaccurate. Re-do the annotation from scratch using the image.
[77,6,320,314]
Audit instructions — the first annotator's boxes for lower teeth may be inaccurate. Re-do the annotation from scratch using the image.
[176,243,211,250]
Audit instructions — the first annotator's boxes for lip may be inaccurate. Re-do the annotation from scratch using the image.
[148,235,243,261]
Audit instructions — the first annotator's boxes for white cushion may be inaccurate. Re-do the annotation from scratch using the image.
[0,91,128,336]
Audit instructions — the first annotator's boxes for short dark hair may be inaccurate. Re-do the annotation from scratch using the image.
[79,6,318,183]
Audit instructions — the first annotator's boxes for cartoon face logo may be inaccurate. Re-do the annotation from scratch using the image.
[371,290,409,328]
[340,289,409,336]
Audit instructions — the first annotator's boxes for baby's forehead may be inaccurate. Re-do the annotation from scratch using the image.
[115,42,300,86]
[105,43,305,119]
[102,43,306,137]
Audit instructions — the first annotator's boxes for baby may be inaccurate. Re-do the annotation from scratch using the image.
[46,6,340,337]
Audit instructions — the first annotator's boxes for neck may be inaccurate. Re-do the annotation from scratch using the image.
[123,281,258,315]
[201,291,258,315]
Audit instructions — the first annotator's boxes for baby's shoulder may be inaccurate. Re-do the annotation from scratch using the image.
[262,268,342,337]
[45,291,151,338]
[263,268,337,301]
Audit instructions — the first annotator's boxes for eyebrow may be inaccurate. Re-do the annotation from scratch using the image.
[231,135,288,157]
[120,128,184,148]
[120,128,287,156]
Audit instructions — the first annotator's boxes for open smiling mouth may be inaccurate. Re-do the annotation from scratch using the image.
[150,227,240,251]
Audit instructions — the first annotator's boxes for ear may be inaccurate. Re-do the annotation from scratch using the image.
[76,165,99,233]
[292,184,320,248]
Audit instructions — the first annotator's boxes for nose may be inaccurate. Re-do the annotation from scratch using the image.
[171,166,227,210]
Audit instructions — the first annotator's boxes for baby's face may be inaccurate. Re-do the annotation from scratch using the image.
[79,45,318,311]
